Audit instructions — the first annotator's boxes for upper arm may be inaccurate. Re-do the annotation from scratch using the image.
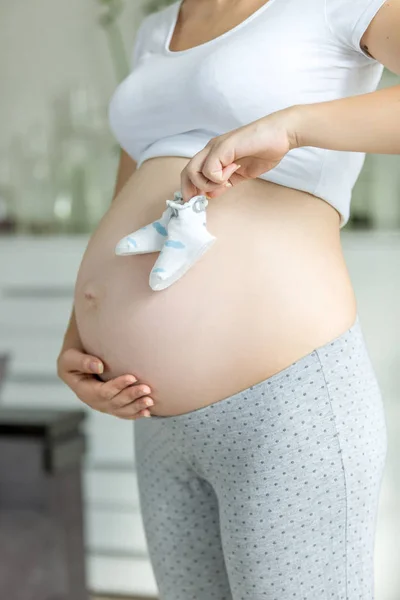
[325,0,400,74]
[130,12,156,70]
[112,149,137,201]
[361,0,400,75]
[111,13,157,200]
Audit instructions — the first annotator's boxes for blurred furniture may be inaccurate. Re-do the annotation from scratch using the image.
[0,353,10,391]
[0,236,155,597]
[0,408,87,600]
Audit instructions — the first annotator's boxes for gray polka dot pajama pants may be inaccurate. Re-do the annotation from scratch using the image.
[134,315,388,600]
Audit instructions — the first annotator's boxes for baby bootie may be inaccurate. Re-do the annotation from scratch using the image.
[115,191,185,256]
[149,194,216,291]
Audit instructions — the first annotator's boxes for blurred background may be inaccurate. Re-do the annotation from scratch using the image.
[0,0,399,598]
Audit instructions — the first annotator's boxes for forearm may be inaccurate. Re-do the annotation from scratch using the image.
[290,84,400,154]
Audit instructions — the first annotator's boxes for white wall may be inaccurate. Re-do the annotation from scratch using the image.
[0,0,145,151]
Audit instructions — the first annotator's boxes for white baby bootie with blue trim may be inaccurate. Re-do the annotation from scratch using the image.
[149,193,216,291]
[115,191,185,256]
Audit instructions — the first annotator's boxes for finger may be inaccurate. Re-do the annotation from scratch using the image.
[181,148,209,201]
[182,168,227,199]
[205,169,246,199]
[68,370,134,403]
[70,372,107,408]
[221,163,241,181]
[181,149,226,200]
[203,158,240,184]
[223,169,246,188]
[186,158,213,191]
[181,171,199,203]
[72,374,150,414]
[114,407,152,420]
[204,165,241,197]
[113,400,153,420]
[109,383,152,410]
[183,146,241,200]
[122,394,153,415]
[99,375,142,403]
[200,136,237,182]
[61,347,105,376]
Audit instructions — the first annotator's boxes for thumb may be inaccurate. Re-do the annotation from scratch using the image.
[86,357,104,375]
[220,163,241,182]
[63,347,104,375]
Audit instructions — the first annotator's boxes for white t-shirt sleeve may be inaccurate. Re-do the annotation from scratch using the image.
[130,22,146,70]
[325,0,388,60]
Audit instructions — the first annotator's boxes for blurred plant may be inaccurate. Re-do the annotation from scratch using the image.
[96,0,178,80]
[97,0,130,81]
[98,0,124,26]
[145,0,177,15]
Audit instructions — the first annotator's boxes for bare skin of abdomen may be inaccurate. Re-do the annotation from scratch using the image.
[74,156,357,417]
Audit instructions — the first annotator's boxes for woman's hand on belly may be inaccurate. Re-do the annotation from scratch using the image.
[57,347,154,419]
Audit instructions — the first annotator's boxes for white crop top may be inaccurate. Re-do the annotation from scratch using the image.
[108,0,387,228]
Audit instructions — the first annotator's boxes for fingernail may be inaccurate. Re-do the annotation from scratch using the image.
[143,412,151,418]
[224,182,232,188]
[145,398,154,407]
[142,386,151,395]
[90,361,103,374]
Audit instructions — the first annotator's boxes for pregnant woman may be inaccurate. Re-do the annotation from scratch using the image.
[57,0,399,598]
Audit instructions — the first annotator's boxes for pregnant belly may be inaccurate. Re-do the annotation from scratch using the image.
[74,157,356,416]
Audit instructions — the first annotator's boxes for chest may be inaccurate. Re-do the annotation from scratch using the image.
[168,0,274,52]
[115,18,335,129]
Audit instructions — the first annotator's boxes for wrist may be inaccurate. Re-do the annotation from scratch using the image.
[284,104,308,151]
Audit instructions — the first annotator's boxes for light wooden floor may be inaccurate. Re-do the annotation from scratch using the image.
[91,596,156,600]
[91,597,155,600]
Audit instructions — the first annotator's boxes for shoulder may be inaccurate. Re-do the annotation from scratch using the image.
[136,2,178,45]
[130,2,178,68]
[324,0,390,60]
